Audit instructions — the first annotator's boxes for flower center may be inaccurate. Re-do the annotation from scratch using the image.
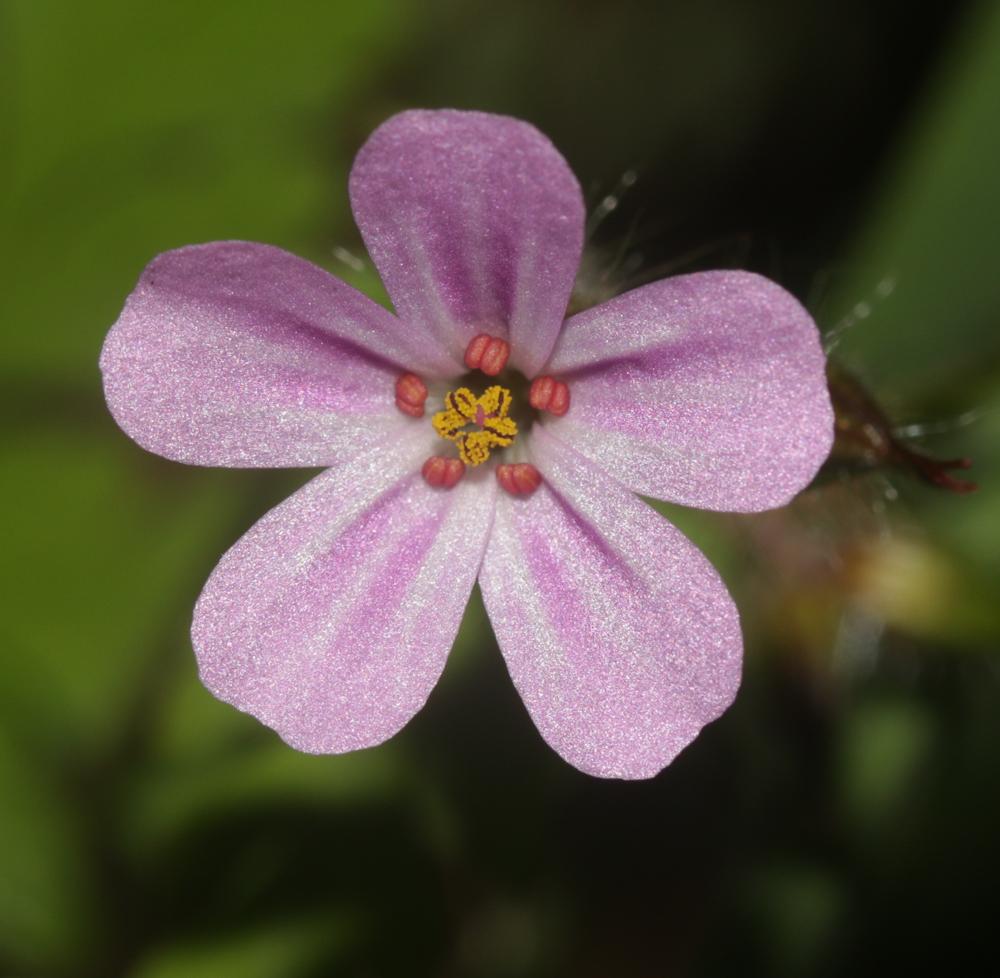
[431,385,518,466]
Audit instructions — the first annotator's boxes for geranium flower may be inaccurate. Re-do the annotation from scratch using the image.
[100,109,832,779]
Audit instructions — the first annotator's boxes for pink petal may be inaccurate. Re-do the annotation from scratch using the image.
[349,109,584,378]
[100,241,455,468]
[545,271,834,511]
[479,426,742,780]
[193,436,496,754]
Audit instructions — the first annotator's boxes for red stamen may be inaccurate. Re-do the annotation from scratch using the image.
[464,334,490,370]
[496,464,517,495]
[529,375,570,416]
[464,334,510,376]
[395,372,428,418]
[396,399,424,418]
[496,462,542,497]
[529,376,553,409]
[422,455,465,489]
[481,338,510,376]
[548,381,570,416]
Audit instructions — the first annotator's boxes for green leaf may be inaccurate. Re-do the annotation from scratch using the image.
[124,739,407,863]
[837,697,936,837]
[0,429,241,756]
[2,0,413,385]
[826,3,1000,397]
[0,730,98,971]
[129,911,361,978]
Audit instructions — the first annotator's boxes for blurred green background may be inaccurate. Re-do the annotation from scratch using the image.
[2,1,999,975]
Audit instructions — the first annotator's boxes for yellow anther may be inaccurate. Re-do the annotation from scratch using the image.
[431,385,518,467]
[447,387,479,422]
[458,431,494,466]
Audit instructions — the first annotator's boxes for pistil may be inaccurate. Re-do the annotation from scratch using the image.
[432,385,517,466]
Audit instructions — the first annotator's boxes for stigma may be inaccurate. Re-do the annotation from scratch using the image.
[432,385,517,466]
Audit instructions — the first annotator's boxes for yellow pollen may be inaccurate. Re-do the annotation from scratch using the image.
[431,385,518,466]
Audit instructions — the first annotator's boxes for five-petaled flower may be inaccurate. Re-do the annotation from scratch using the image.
[100,109,833,779]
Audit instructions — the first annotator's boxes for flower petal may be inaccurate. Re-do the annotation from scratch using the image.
[479,426,742,780]
[100,241,454,468]
[545,271,834,511]
[193,435,496,754]
[349,109,584,377]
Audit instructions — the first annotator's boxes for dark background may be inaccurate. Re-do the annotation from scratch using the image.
[2,1,999,975]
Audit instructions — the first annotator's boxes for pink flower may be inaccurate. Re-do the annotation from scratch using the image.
[100,109,833,779]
